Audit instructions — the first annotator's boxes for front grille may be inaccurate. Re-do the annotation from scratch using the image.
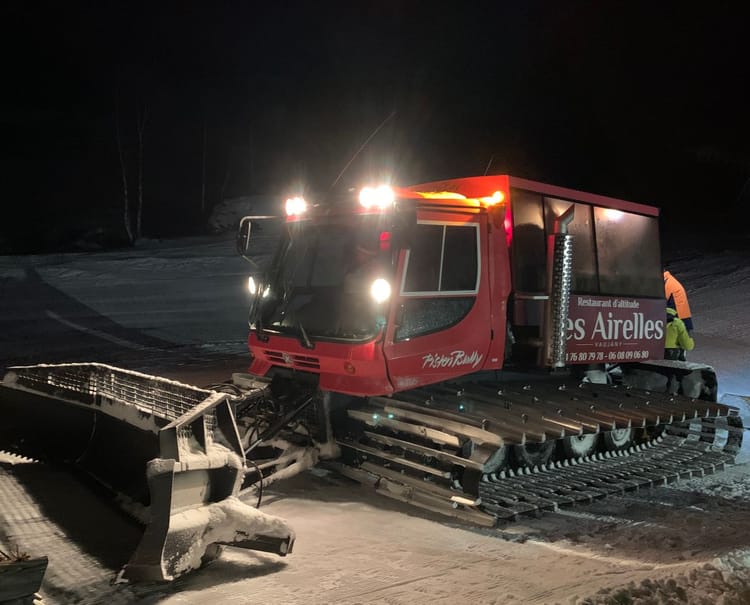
[264,350,321,370]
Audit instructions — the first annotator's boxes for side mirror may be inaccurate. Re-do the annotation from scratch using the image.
[237,216,253,257]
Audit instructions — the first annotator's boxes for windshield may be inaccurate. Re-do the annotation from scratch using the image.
[254,214,396,341]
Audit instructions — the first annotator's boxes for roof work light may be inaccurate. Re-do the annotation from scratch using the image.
[285,196,308,216]
[359,185,394,210]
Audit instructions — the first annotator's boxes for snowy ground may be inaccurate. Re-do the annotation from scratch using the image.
[1,232,750,604]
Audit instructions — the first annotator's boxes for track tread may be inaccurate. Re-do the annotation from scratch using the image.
[478,429,736,521]
[338,381,743,525]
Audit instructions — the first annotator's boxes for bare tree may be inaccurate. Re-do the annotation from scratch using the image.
[201,118,207,218]
[221,165,231,203]
[248,125,254,192]
[115,95,134,244]
[136,104,147,240]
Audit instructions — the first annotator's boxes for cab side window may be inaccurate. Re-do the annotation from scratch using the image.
[396,222,479,340]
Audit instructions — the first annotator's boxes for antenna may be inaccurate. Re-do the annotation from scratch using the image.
[483,154,495,176]
[328,110,397,194]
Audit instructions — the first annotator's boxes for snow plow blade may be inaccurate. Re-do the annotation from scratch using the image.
[0,363,294,582]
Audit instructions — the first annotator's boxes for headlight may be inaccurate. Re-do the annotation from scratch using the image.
[248,277,270,298]
[370,278,391,303]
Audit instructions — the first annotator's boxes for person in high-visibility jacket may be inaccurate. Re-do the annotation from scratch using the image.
[665,307,694,361]
[663,270,693,333]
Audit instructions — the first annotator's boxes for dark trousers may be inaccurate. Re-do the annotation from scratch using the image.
[664,348,686,361]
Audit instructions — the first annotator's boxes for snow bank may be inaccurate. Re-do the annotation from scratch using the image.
[579,563,750,605]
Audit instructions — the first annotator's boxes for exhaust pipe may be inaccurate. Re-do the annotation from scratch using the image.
[545,205,575,368]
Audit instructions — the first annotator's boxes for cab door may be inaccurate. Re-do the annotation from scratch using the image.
[383,209,493,391]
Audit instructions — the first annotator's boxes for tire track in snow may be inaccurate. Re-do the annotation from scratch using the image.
[45,310,166,352]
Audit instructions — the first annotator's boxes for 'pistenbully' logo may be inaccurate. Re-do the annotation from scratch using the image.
[422,350,483,369]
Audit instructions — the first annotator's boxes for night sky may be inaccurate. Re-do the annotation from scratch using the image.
[4,2,750,252]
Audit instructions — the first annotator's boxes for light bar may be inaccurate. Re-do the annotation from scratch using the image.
[415,191,467,200]
[480,190,505,206]
[359,185,395,210]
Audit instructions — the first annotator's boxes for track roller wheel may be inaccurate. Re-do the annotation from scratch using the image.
[482,445,509,474]
[561,433,599,458]
[513,441,555,468]
[602,427,633,451]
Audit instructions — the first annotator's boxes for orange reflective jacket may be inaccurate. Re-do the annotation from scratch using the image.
[664,270,693,332]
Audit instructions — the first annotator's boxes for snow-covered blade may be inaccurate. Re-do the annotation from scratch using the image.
[0,363,295,582]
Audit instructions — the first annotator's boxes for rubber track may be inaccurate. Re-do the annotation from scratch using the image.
[341,397,743,525]
[478,422,737,521]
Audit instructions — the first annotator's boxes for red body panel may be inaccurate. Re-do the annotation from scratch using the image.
[249,332,394,396]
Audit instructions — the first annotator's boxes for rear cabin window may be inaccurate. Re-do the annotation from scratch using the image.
[508,189,546,292]
[396,222,479,340]
[594,207,661,296]
[510,189,662,298]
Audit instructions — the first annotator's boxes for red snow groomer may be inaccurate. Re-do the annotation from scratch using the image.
[236,174,743,522]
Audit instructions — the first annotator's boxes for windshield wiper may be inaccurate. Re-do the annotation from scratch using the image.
[298,321,314,350]
[251,302,269,343]
[254,315,269,342]
[276,275,295,325]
